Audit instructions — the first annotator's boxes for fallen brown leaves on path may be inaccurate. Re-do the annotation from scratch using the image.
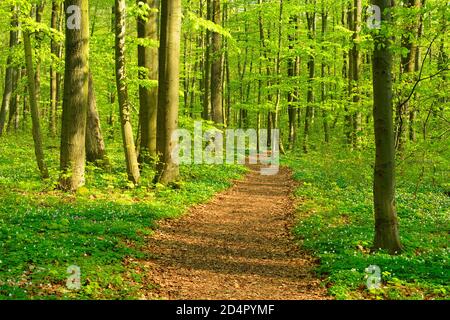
[138,165,329,300]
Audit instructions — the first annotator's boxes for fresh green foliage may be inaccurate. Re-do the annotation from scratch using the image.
[0,133,246,299]
[284,144,449,300]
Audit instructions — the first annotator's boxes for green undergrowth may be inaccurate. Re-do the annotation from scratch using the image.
[0,133,247,299]
[284,144,449,300]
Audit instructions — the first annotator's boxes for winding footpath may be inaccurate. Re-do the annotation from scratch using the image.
[140,165,329,300]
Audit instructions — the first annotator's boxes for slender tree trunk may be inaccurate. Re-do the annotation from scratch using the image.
[342,5,353,145]
[351,0,362,148]
[155,0,182,184]
[115,0,140,184]
[86,72,109,167]
[211,0,224,125]
[34,3,45,118]
[372,0,402,254]
[287,16,297,149]
[410,0,424,142]
[137,0,159,164]
[396,0,419,151]
[321,7,329,144]
[202,0,212,120]
[257,0,274,148]
[49,1,61,137]
[7,67,19,132]
[0,6,19,136]
[303,1,316,154]
[23,31,49,179]
[59,0,89,191]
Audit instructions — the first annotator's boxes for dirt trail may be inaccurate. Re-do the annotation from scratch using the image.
[140,165,328,300]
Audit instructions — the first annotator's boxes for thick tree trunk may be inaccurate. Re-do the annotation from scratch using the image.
[59,0,89,191]
[155,0,182,184]
[23,31,49,179]
[372,0,402,254]
[115,0,141,184]
[137,0,159,164]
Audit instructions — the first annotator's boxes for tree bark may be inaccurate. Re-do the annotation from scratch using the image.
[211,0,223,125]
[155,0,182,184]
[202,0,212,120]
[288,16,298,149]
[321,7,329,144]
[23,31,49,179]
[115,0,141,184]
[410,0,424,142]
[396,0,419,151]
[49,1,61,137]
[372,0,403,254]
[34,3,45,118]
[303,1,316,154]
[86,72,109,167]
[137,0,159,164]
[351,0,362,148]
[0,6,19,136]
[59,0,89,191]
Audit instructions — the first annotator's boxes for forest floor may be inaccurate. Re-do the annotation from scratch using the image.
[136,165,329,300]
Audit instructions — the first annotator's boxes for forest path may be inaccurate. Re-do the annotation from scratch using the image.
[140,165,329,300]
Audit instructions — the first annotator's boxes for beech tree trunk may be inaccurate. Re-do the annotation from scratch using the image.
[303,2,316,154]
[372,0,403,254]
[115,0,141,184]
[23,31,49,179]
[137,0,159,164]
[202,0,212,120]
[59,0,89,191]
[49,1,61,137]
[396,0,419,151]
[86,72,109,167]
[211,0,223,125]
[155,0,182,184]
[0,6,19,136]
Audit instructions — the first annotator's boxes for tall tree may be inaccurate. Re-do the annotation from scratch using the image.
[202,0,212,120]
[410,0,424,142]
[396,0,420,151]
[288,15,298,149]
[0,6,19,136]
[49,1,62,137]
[137,0,159,164]
[303,0,316,153]
[210,0,223,125]
[115,0,141,184]
[350,0,362,148]
[86,72,109,167]
[320,6,329,144]
[34,3,45,117]
[59,0,89,191]
[371,0,403,254]
[155,0,182,184]
[23,30,49,179]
